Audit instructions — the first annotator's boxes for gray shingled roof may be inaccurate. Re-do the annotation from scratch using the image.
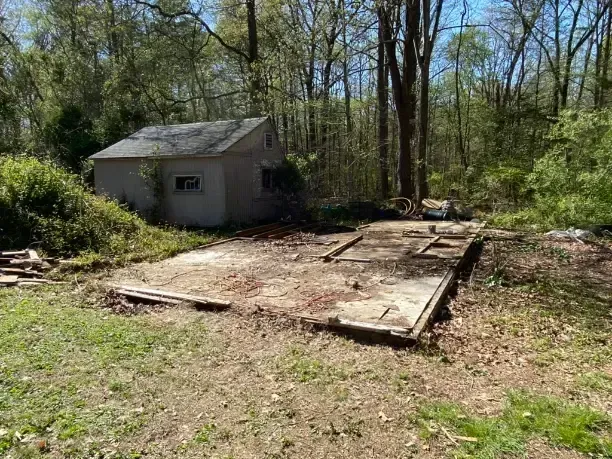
[89,117,269,159]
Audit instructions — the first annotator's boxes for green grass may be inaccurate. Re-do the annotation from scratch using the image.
[193,423,216,444]
[61,226,217,272]
[0,286,215,457]
[578,372,612,394]
[417,391,612,458]
[280,346,348,384]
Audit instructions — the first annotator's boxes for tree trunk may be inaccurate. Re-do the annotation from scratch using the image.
[381,0,419,198]
[246,0,261,116]
[377,7,389,200]
[416,63,430,200]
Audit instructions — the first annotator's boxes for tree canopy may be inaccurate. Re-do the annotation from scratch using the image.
[1,0,611,224]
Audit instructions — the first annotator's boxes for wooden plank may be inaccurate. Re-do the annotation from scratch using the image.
[271,223,320,239]
[0,250,27,257]
[0,268,42,276]
[235,222,285,237]
[17,280,66,285]
[402,233,468,239]
[13,278,53,284]
[327,316,411,338]
[413,253,455,259]
[415,236,441,255]
[115,289,182,305]
[9,259,42,267]
[330,256,372,263]
[252,224,298,239]
[27,250,40,260]
[318,234,363,259]
[0,275,19,285]
[111,285,231,309]
[195,237,238,249]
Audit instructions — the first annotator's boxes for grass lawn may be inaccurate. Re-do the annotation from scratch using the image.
[0,232,611,458]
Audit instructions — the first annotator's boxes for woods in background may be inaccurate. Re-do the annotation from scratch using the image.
[1,0,611,222]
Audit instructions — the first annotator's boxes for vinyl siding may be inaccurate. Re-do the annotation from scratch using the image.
[223,121,284,223]
[94,156,226,226]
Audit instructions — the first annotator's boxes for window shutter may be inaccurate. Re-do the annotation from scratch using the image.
[264,132,273,150]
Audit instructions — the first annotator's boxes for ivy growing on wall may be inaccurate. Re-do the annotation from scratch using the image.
[139,152,165,223]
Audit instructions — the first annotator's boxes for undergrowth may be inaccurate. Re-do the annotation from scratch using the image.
[0,156,214,268]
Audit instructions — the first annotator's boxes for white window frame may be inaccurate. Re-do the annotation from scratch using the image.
[264,132,274,150]
[173,174,202,192]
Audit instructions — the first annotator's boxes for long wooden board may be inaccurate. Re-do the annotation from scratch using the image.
[115,289,182,305]
[111,285,231,309]
[253,224,298,239]
[235,222,285,237]
[318,234,363,259]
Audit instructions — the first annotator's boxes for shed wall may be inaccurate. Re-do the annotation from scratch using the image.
[94,156,226,226]
[162,157,226,226]
[223,121,284,223]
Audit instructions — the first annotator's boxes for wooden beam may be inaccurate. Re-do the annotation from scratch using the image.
[0,250,27,257]
[0,268,42,276]
[415,236,441,256]
[409,238,477,340]
[318,234,363,259]
[0,275,19,285]
[402,233,468,239]
[271,223,320,239]
[252,224,298,238]
[195,237,238,249]
[114,289,182,305]
[111,285,231,309]
[327,316,411,338]
[235,222,285,237]
[330,256,372,263]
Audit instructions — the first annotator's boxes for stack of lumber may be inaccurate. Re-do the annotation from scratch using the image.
[0,249,60,287]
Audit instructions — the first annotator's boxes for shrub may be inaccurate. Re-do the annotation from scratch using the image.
[0,155,209,260]
[491,110,612,229]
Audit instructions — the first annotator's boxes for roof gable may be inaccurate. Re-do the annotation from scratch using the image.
[90,117,269,159]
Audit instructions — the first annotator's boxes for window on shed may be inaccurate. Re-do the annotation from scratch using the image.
[174,175,202,192]
[264,132,273,150]
[262,168,272,190]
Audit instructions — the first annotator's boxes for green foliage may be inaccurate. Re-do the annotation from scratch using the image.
[417,391,612,458]
[474,166,528,209]
[492,110,612,229]
[271,156,305,196]
[139,156,165,223]
[43,105,100,172]
[0,155,210,262]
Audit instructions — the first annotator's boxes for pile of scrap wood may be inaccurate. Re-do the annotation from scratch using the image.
[0,249,61,287]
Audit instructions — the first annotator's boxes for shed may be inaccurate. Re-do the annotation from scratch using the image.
[89,117,284,226]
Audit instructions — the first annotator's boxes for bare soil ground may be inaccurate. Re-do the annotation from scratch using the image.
[0,232,610,458]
